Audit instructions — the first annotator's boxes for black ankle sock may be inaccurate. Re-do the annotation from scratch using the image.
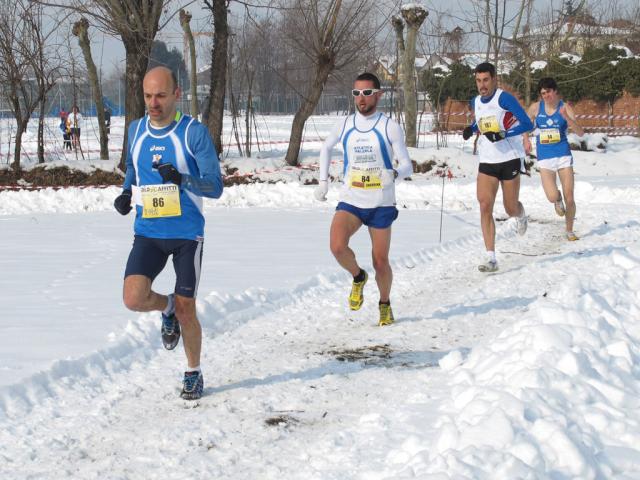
[379,300,390,305]
[353,269,365,283]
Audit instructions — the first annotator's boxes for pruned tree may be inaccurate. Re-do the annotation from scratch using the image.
[180,9,199,117]
[282,0,383,166]
[72,17,109,160]
[203,0,230,154]
[392,4,428,148]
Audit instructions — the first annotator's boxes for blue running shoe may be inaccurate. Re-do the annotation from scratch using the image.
[161,295,180,350]
[181,371,204,400]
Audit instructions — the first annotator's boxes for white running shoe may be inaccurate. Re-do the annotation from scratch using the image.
[516,210,528,236]
[478,259,499,273]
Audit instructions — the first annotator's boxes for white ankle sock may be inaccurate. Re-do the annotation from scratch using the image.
[186,366,201,373]
[487,251,496,262]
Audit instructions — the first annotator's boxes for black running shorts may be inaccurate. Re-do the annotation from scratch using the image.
[478,158,523,181]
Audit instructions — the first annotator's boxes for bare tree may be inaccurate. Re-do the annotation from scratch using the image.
[392,4,428,148]
[204,0,230,154]
[0,0,59,168]
[282,0,384,166]
[38,0,168,169]
[72,17,109,160]
[180,9,199,117]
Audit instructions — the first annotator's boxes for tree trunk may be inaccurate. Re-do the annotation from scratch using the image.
[400,7,428,148]
[73,18,109,160]
[11,120,28,171]
[37,96,46,163]
[119,40,153,171]
[284,57,334,166]
[180,9,198,117]
[206,0,229,154]
[245,79,253,157]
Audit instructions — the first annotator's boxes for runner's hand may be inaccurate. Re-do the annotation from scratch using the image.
[158,163,182,185]
[483,131,506,143]
[114,189,132,215]
[314,180,328,202]
[380,169,398,185]
[462,126,474,140]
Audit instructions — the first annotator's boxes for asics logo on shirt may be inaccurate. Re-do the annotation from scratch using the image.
[150,145,166,151]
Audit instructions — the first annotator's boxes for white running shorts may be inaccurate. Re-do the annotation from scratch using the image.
[537,155,573,171]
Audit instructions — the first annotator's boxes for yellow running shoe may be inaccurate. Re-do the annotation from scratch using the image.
[566,231,579,241]
[349,271,368,311]
[378,302,394,326]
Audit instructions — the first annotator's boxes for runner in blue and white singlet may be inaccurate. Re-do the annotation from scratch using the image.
[314,72,412,326]
[113,67,223,400]
[524,77,584,241]
[461,62,534,273]
[319,110,413,209]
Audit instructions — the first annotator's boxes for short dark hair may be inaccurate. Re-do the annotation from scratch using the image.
[537,77,558,92]
[355,72,381,89]
[474,62,496,77]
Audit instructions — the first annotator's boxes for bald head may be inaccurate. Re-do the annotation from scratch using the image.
[143,66,181,127]
[145,66,179,93]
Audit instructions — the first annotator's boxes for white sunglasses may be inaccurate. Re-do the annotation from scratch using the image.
[352,88,380,97]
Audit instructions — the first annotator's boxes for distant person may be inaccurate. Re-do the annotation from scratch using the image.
[314,72,413,326]
[113,66,223,400]
[524,77,584,241]
[104,107,111,136]
[67,106,83,149]
[59,110,72,151]
[461,62,534,272]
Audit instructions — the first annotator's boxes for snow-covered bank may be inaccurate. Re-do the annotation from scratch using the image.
[1,196,639,479]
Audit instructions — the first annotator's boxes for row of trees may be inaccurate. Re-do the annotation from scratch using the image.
[1,0,638,171]
[421,45,640,108]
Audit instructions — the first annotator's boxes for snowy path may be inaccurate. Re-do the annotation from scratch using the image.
[2,191,640,479]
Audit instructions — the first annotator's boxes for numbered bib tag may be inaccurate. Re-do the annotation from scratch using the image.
[539,128,561,144]
[141,184,181,218]
[349,168,382,190]
[478,115,500,134]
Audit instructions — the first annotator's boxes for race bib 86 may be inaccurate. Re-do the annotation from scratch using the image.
[140,184,182,218]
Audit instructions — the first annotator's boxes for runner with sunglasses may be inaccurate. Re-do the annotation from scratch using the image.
[462,62,533,273]
[314,72,413,326]
[523,77,583,241]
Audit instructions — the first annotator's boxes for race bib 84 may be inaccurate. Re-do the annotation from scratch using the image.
[349,168,382,190]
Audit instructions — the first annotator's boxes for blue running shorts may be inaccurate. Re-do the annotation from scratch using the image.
[336,202,398,229]
[124,235,203,298]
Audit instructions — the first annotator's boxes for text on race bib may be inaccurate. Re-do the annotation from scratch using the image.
[478,115,500,134]
[349,168,382,190]
[539,128,561,144]
[141,184,182,218]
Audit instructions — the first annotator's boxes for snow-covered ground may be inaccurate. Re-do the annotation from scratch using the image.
[1,116,640,479]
